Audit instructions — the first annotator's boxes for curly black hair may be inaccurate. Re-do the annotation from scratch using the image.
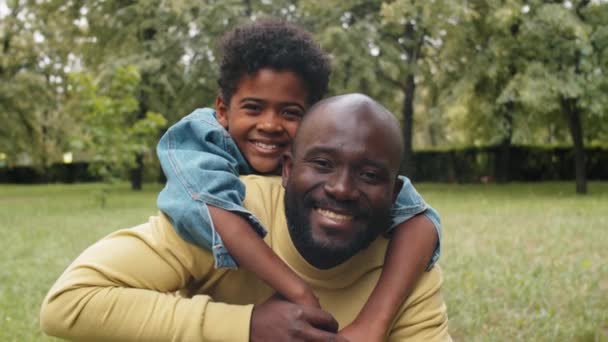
[218,19,331,106]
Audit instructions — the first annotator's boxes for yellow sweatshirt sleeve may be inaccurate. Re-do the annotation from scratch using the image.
[388,266,452,342]
[40,214,253,342]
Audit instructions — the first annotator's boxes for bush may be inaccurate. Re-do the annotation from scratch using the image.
[412,145,608,182]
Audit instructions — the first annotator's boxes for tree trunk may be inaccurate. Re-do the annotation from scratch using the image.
[427,83,440,147]
[496,139,511,183]
[562,8,587,194]
[400,22,420,179]
[130,153,144,191]
[496,46,518,183]
[401,73,416,178]
[342,58,352,90]
[562,97,587,194]
[130,74,149,191]
[428,123,438,147]
[496,102,514,183]
[243,0,252,16]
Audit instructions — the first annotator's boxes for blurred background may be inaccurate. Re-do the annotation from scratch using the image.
[1,0,606,341]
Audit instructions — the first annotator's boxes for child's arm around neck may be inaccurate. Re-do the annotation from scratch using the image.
[157,108,319,307]
[339,176,442,341]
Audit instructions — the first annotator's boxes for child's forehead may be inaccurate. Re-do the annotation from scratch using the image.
[232,68,310,105]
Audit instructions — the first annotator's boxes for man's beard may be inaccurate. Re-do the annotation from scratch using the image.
[283,183,392,269]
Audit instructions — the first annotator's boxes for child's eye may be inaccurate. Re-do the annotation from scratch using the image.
[282,109,303,121]
[243,103,262,112]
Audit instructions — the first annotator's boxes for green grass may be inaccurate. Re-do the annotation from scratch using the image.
[1,182,607,341]
[0,183,163,342]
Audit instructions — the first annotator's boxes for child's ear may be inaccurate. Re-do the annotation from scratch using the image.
[281,152,294,188]
[215,95,229,128]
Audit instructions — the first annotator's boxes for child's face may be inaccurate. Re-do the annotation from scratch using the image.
[216,68,309,174]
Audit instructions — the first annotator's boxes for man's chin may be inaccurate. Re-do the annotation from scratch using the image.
[310,226,357,250]
[308,229,365,261]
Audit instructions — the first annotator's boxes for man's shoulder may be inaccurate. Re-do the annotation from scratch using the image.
[240,176,285,231]
[240,176,284,197]
[389,265,450,341]
[407,265,444,305]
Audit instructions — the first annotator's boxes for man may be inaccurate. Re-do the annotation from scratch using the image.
[40,94,450,341]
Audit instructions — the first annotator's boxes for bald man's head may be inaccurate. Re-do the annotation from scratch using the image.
[281,93,406,269]
[293,93,404,171]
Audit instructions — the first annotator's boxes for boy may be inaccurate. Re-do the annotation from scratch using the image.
[157,19,440,341]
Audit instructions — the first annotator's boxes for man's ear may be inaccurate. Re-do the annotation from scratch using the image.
[391,176,404,204]
[215,95,229,128]
[281,152,294,188]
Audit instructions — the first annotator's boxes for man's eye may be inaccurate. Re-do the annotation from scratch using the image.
[311,159,332,169]
[361,171,381,182]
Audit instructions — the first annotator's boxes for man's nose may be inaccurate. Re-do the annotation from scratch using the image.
[257,111,284,134]
[324,169,360,201]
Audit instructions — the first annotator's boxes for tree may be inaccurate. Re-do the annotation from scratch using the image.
[53,0,305,189]
[66,66,166,187]
[0,0,76,172]
[46,0,209,189]
[503,1,608,193]
[4,0,605,191]
[306,0,468,178]
[433,0,529,182]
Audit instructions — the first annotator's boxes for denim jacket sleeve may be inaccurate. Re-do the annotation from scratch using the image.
[389,176,442,270]
[156,108,267,269]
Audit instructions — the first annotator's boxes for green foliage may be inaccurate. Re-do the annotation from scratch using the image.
[502,1,608,140]
[0,0,76,168]
[67,66,167,183]
[1,0,607,192]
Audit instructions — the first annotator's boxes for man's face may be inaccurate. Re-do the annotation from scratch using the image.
[282,103,402,268]
[216,68,309,174]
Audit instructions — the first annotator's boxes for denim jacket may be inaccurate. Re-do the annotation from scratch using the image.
[157,108,442,269]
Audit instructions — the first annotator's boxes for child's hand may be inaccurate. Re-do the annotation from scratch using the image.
[339,321,385,342]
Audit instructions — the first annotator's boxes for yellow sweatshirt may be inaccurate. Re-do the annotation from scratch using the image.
[40,176,450,341]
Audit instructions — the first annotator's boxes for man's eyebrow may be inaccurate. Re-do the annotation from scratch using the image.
[302,145,336,157]
[361,158,390,171]
[302,146,390,169]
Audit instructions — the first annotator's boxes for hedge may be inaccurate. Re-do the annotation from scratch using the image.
[411,145,608,182]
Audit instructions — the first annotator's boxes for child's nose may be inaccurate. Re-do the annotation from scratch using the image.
[257,113,284,133]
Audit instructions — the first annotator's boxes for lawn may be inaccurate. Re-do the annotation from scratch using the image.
[1,182,607,341]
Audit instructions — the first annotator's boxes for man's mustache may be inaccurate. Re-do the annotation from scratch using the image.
[305,195,370,219]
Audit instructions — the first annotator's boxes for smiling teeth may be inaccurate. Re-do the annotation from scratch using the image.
[316,208,353,221]
[253,141,278,150]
